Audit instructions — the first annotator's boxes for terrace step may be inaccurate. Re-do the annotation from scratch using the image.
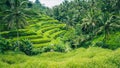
[33,43,50,48]
[37,24,66,33]
[44,28,60,37]
[12,35,43,40]
[50,30,66,39]
[30,38,51,44]
[0,29,36,38]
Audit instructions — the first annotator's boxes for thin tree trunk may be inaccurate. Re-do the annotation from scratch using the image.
[103,29,107,44]
[17,28,20,50]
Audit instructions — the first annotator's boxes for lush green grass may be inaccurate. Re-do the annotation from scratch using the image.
[0,47,120,68]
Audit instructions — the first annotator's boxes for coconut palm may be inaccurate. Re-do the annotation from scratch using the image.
[81,8,101,35]
[96,12,120,42]
[3,0,29,29]
[3,0,30,47]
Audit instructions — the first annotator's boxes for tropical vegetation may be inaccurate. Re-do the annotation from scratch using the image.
[0,0,120,68]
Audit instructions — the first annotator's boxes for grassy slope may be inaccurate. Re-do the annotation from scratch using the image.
[0,47,120,68]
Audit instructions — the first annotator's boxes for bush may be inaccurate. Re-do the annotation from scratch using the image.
[42,45,52,52]
[54,44,66,52]
[0,36,10,53]
[12,39,33,55]
[42,44,66,52]
[42,38,70,52]
[94,32,120,50]
[106,33,120,50]
[95,41,104,47]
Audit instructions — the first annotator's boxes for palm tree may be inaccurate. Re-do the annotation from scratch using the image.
[3,0,30,47]
[81,8,101,35]
[3,0,29,29]
[96,12,120,43]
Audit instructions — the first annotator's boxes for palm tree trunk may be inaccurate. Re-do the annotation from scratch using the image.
[103,29,107,44]
[17,28,20,50]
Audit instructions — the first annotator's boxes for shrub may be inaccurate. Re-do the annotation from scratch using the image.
[12,39,33,55]
[54,44,66,52]
[95,41,104,47]
[0,36,10,53]
[106,33,120,50]
[63,28,76,41]
[42,38,70,52]
[94,32,120,50]
[52,38,67,52]
[42,45,52,52]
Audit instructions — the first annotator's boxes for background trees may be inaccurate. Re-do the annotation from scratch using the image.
[46,0,120,48]
[46,0,120,33]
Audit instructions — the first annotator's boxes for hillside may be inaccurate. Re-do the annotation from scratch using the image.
[0,15,70,52]
[0,14,120,68]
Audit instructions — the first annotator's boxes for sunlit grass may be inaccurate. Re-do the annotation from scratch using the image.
[0,47,120,68]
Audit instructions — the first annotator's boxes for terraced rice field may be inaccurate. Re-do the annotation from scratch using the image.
[0,16,68,50]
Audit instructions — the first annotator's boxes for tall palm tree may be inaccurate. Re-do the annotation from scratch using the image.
[3,0,29,29]
[3,0,30,47]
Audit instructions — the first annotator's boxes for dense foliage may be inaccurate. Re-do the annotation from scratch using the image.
[46,0,120,49]
[11,39,33,55]
[0,36,10,53]
[48,0,120,26]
